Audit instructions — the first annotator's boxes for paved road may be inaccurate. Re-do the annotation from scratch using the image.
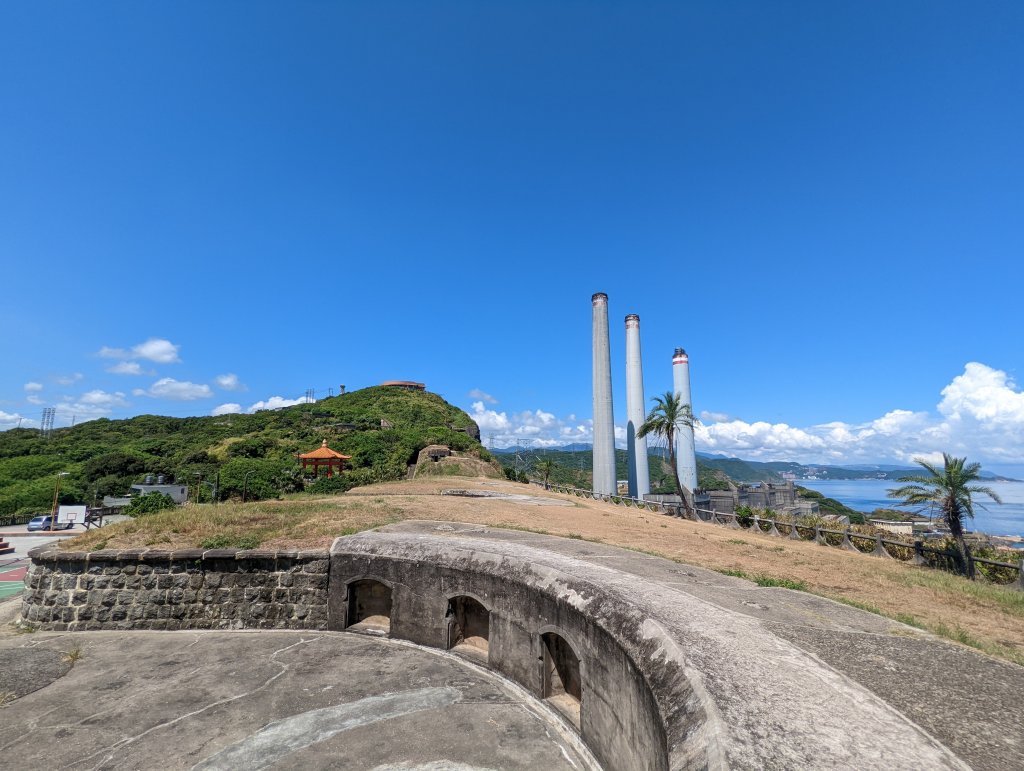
[0,619,595,770]
[0,534,67,599]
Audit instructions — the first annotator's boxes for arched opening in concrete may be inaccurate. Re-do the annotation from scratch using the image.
[541,632,582,727]
[346,579,392,635]
[446,595,490,662]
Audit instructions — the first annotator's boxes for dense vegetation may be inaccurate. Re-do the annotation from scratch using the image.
[0,386,484,516]
[494,448,733,493]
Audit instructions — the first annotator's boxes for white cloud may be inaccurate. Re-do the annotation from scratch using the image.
[50,390,130,421]
[938,362,1024,423]
[134,378,212,401]
[470,401,511,431]
[106,361,153,376]
[465,362,1024,469]
[0,410,31,428]
[468,401,591,448]
[468,388,497,404]
[54,373,84,386]
[24,382,43,392]
[99,338,181,364]
[700,410,731,423]
[215,373,246,392]
[26,395,44,405]
[693,363,1024,467]
[248,395,305,413]
[78,390,129,408]
[212,403,242,416]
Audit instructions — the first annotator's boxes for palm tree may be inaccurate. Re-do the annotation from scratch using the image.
[534,458,556,490]
[888,453,1002,578]
[636,391,696,509]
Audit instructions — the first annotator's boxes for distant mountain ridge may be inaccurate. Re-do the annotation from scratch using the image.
[491,445,1019,482]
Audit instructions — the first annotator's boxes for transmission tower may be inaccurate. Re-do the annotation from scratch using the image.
[305,388,315,404]
[40,407,55,438]
[514,439,531,477]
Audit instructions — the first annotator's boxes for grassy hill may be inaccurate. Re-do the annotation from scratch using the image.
[0,386,488,516]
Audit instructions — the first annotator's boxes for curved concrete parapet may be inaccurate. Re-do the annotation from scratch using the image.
[329,525,967,771]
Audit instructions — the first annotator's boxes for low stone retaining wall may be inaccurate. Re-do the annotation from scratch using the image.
[21,546,330,631]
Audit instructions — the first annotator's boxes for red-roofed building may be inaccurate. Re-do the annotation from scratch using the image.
[297,440,351,478]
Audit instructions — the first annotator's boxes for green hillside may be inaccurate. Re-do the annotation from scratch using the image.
[0,386,486,516]
[495,448,732,492]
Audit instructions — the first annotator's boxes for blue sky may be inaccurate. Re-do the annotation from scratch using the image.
[2,2,1022,476]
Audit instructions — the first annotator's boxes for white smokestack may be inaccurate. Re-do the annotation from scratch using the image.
[672,347,698,493]
[625,314,650,499]
[591,293,616,496]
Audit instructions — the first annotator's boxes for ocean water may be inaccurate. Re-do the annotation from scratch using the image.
[797,479,1024,540]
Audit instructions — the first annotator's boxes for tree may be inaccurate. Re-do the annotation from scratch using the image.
[888,453,1002,578]
[636,392,696,509]
[534,458,556,490]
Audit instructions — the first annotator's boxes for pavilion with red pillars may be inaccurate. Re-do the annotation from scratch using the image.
[297,440,351,478]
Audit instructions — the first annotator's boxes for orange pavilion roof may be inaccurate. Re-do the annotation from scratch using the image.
[298,440,351,460]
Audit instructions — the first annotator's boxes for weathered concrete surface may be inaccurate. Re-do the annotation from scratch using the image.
[356,521,1024,771]
[0,626,594,770]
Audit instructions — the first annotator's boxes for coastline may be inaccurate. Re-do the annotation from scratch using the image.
[796,478,1024,542]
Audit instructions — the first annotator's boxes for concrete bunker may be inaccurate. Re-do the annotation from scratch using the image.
[541,631,582,727]
[446,595,490,661]
[346,579,392,635]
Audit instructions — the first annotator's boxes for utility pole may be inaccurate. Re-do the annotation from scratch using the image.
[50,471,68,532]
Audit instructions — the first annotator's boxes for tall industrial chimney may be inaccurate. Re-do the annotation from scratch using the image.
[625,314,650,499]
[672,347,698,494]
[591,293,616,496]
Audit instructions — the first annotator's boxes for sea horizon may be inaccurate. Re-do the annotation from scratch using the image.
[797,478,1024,541]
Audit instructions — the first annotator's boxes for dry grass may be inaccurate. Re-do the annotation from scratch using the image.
[60,476,1024,665]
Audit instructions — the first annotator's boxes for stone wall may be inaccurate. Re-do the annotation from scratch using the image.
[20,546,330,631]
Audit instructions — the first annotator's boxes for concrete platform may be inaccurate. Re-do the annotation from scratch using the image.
[370,521,1024,771]
[0,623,595,770]
[7,520,1024,769]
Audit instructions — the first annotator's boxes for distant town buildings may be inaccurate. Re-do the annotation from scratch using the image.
[694,481,818,517]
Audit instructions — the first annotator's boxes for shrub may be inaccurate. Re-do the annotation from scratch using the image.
[125,492,177,517]
[735,505,754,527]
[306,476,354,495]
